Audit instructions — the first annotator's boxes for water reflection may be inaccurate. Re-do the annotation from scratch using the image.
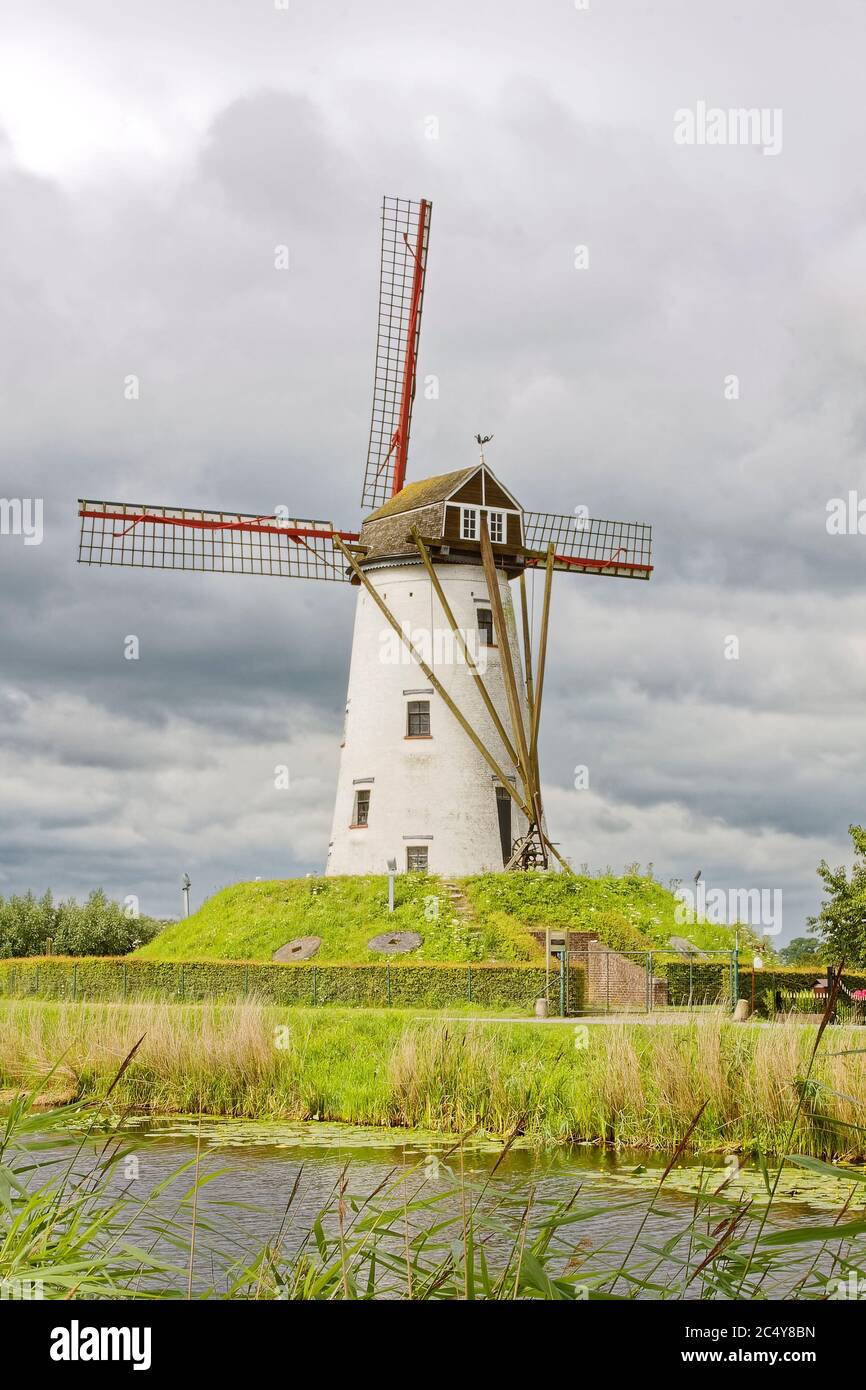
[23,1117,866,1298]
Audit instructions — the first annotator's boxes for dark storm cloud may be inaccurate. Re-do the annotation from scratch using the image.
[1,0,864,921]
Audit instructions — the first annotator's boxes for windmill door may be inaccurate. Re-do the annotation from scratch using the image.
[496,786,512,865]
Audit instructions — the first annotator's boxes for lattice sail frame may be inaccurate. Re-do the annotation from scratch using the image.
[523,511,653,579]
[361,196,432,511]
[77,501,358,582]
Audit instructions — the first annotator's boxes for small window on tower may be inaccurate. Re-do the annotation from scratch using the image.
[477,608,494,646]
[487,510,504,543]
[406,845,429,872]
[461,507,477,540]
[351,788,370,826]
[407,700,431,737]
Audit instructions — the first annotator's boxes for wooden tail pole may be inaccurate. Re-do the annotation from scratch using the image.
[519,569,543,807]
[332,536,532,824]
[518,571,535,711]
[479,517,552,870]
[523,546,560,874]
[478,515,534,804]
[411,527,520,771]
[529,542,555,773]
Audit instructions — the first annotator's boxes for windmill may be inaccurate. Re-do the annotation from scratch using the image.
[77,195,653,878]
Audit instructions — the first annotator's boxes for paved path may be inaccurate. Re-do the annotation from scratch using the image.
[432,1012,774,1026]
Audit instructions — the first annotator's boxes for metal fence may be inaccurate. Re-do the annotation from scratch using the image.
[565,948,737,1016]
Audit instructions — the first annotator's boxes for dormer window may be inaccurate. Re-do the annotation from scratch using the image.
[440,471,524,553]
[459,506,505,543]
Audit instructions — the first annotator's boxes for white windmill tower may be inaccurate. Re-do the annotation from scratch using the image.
[327,448,534,877]
[77,196,653,879]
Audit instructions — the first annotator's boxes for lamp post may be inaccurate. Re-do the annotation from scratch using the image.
[693,869,702,924]
[182,873,191,919]
[751,954,763,1016]
[386,858,397,914]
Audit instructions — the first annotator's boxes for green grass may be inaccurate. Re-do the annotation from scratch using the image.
[464,872,763,953]
[2,998,863,1158]
[137,871,755,965]
[135,876,543,963]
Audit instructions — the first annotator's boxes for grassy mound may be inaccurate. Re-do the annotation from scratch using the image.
[464,873,753,954]
[136,870,752,965]
[135,875,542,964]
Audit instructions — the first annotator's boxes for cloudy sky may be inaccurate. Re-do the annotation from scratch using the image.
[1,0,864,936]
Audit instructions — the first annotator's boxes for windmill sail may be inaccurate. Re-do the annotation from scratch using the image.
[77,501,358,581]
[523,511,652,579]
[361,196,432,512]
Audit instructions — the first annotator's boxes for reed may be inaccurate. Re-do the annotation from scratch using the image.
[2,999,866,1156]
[3,992,866,1300]
[3,1087,866,1301]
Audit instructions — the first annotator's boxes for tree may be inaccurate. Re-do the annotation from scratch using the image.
[807,825,866,967]
[53,890,160,955]
[0,891,54,957]
[0,890,160,958]
[779,936,824,966]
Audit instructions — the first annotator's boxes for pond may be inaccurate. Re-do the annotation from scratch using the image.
[20,1117,866,1298]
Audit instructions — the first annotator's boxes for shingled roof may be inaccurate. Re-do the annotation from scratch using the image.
[364,468,476,521]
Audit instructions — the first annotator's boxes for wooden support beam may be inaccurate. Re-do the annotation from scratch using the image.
[332,536,532,823]
[518,571,535,711]
[479,522,556,871]
[504,837,531,871]
[518,569,543,815]
[539,829,576,877]
[521,550,556,874]
[478,516,533,805]
[410,527,520,772]
[529,543,555,774]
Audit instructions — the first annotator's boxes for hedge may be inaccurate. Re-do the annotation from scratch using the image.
[665,961,734,1006]
[742,967,866,1015]
[0,956,586,1015]
[665,962,866,1012]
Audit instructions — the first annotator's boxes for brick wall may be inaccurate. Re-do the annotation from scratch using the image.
[528,930,667,1012]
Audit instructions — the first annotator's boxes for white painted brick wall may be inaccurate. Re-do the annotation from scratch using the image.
[326,560,530,876]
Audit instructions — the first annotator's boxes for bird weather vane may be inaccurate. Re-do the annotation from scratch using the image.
[77,195,652,877]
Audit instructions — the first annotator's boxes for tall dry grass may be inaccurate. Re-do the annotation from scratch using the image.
[1,999,865,1156]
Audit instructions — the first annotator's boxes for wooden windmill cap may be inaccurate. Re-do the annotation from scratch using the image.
[359,464,525,568]
[364,468,477,521]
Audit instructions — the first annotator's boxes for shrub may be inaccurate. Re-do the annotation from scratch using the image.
[0,956,585,1015]
[0,891,160,958]
[748,967,866,1017]
[766,987,866,1026]
[769,989,824,1016]
[666,961,733,1006]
